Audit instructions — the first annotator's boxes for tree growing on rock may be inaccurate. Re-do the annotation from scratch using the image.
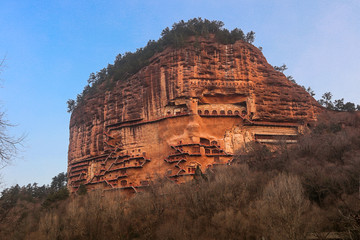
[273,64,288,73]
[66,99,76,113]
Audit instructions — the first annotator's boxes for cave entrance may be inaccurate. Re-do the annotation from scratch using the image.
[200,138,210,146]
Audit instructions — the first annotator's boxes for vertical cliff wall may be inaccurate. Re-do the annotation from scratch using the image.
[68,38,320,192]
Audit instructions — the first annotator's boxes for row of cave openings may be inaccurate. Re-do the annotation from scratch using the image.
[198,109,246,116]
[190,81,253,88]
[164,109,247,117]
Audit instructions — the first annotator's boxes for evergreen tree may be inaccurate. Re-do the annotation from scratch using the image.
[67,18,257,112]
[343,102,355,112]
[66,99,76,113]
[50,172,67,192]
[245,31,255,43]
[273,64,288,73]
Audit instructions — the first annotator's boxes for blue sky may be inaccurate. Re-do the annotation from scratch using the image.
[0,0,359,189]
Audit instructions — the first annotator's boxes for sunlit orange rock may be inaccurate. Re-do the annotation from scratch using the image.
[67,37,320,193]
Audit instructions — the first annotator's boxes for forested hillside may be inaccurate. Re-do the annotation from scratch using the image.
[1,111,360,239]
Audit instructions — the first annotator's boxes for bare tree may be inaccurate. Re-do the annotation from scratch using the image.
[0,113,23,169]
[0,57,24,169]
[255,174,310,240]
[0,57,4,77]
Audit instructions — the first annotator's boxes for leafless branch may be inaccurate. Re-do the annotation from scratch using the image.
[0,112,25,168]
[0,56,24,168]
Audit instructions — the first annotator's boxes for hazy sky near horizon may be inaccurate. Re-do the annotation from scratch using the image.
[0,0,359,189]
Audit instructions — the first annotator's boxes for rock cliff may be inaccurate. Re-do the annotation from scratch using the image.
[68,36,320,193]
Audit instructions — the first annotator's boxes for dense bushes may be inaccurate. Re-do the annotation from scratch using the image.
[0,172,68,239]
[67,18,256,113]
[2,112,360,239]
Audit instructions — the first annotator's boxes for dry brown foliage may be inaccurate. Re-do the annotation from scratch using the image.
[1,112,360,239]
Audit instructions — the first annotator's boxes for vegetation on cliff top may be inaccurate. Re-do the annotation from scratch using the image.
[273,63,360,111]
[67,18,256,113]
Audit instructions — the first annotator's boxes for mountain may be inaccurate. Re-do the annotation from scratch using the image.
[67,28,320,193]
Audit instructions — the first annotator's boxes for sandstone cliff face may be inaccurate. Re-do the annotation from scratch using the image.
[68,38,320,192]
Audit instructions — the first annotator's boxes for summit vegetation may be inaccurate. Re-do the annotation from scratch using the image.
[67,18,255,112]
[67,18,360,114]
[273,64,360,112]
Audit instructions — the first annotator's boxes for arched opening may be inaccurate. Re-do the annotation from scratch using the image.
[220,110,225,115]
[212,110,217,115]
[200,138,210,145]
[234,110,240,115]
[241,110,247,116]
[204,110,209,115]
[227,110,233,115]
[211,140,218,146]
[121,180,127,186]
[198,110,202,115]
